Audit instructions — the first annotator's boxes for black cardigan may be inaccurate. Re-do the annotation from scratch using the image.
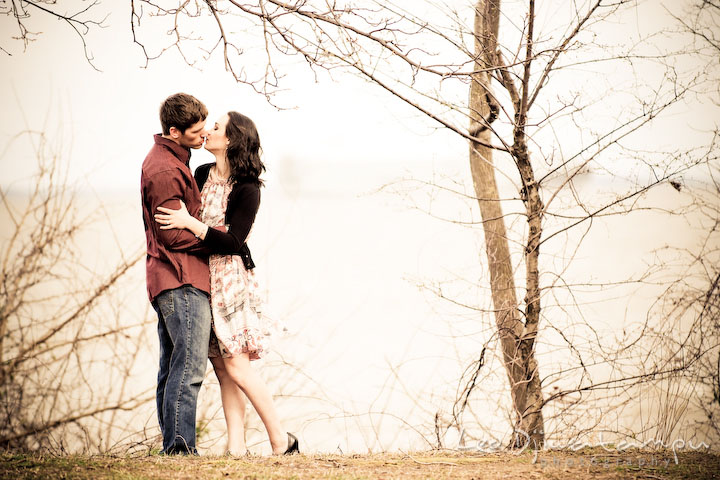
[195,162,260,270]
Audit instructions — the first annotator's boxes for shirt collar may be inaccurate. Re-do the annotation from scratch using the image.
[154,134,191,165]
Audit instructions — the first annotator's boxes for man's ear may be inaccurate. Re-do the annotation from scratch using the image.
[169,126,181,139]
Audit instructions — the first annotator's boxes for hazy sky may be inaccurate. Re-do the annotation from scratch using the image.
[1,0,712,193]
[0,1,460,194]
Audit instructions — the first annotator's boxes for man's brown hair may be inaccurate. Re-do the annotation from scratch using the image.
[160,93,208,135]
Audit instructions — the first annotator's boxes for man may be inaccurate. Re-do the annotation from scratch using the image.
[140,93,211,455]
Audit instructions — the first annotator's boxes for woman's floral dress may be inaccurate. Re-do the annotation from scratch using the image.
[200,169,268,360]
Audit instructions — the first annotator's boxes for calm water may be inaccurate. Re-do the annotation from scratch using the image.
[2,161,717,453]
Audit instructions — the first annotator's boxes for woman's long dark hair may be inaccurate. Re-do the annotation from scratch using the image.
[225,111,265,186]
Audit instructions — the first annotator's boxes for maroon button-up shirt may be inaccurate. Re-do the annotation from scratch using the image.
[141,134,210,301]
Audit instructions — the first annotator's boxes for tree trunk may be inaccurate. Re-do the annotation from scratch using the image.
[468,0,545,448]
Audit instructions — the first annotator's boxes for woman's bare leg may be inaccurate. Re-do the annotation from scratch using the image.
[222,353,288,454]
[211,356,247,455]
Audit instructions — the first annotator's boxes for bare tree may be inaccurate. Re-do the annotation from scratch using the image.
[4,0,716,451]
[125,0,719,449]
[0,0,107,68]
[0,129,152,451]
[652,0,720,443]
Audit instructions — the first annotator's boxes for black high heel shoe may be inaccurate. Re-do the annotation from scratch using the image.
[284,432,299,455]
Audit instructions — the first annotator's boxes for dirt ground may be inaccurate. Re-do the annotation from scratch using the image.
[1,449,719,479]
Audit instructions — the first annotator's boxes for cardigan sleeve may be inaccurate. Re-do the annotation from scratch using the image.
[202,182,260,255]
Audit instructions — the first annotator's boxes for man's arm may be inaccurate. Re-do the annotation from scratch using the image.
[145,170,207,253]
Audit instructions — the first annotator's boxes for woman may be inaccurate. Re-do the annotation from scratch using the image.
[154,111,298,456]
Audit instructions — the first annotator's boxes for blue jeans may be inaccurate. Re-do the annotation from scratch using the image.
[152,285,211,454]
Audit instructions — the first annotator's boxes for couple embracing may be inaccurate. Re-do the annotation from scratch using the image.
[140,93,298,456]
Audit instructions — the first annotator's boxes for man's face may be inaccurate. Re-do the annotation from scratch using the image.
[170,120,207,149]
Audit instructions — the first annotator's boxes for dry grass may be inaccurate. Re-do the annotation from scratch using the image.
[1,449,718,479]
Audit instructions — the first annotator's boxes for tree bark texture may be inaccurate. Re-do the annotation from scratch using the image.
[468,0,545,448]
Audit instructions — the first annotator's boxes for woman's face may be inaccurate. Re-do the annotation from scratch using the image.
[204,113,230,154]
